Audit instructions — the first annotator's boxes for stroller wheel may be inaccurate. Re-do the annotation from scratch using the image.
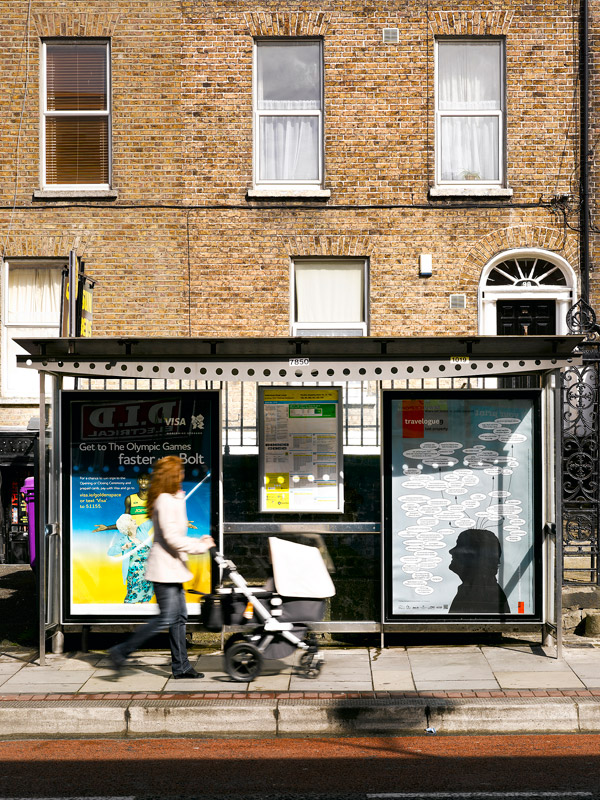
[225,641,263,682]
[299,650,324,679]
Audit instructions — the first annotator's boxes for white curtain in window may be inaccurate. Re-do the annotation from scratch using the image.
[257,42,321,181]
[7,267,62,324]
[295,262,364,323]
[438,41,501,182]
[440,116,499,181]
[259,116,319,181]
[438,42,501,111]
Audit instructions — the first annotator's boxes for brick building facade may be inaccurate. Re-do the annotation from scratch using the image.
[0,1,592,627]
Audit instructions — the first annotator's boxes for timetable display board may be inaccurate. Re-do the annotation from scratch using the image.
[259,387,344,513]
[383,390,542,621]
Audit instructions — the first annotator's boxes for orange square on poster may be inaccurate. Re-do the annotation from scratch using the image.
[518,601,525,614]
[402,399,425,438]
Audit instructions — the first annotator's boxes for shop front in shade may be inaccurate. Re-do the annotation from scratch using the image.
[0,429,37,565]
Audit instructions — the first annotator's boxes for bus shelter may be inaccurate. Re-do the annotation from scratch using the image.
[16,335,584,664]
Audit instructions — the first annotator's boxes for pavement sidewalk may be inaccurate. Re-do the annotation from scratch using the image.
[1,637,600,738]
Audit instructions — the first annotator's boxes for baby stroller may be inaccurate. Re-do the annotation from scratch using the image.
[202,537,335,682]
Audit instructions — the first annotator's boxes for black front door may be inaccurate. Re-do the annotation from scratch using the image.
[496,299,556,335]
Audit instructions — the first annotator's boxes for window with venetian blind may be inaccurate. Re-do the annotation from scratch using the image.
[43,41,110,187]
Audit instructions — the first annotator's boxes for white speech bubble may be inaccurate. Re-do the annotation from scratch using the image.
[493,427,512,436]
[404,579,427,587]
[403,468,422,475]
[401,494,430,502]
[417,517,440,526]
[414,586,434,595]
[400,556,420,563]
[430,575,443,583]
[420,442,439,450]
[402,564,419,573]
[422,457,459,468]
[405,510,422,518]
[489,490,512,498]
[418,560,441,569]
[471,493,487,501]
[427,498,452,506]
[506,518,526,526]
[484,467,503,476]
[496,417,521,425]
[412,549,439,558]
[403,449,428,459]
[460,500,480,509]
[501,433,528,444]
[479,433,498,442]
[505,535,523,542]
[413,571,433,580]
[417,531,444,540]
[479,421,498,430]
[445,487,468,496]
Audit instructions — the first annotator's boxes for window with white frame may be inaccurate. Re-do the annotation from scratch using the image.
[2,261,62,397]
[436,39,504,186]
[42,40,110,188]
[292,259,367,336]
[254,40,323,188]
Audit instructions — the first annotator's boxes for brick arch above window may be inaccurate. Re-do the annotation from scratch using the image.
[459,225,578,290]
[33,13,120,37]
[281,235,372,258]
[427,10,514,36]
[244,11,330,38]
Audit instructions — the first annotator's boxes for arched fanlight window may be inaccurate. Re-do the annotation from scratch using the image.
[478,249,577,335]
[486,256,567,288]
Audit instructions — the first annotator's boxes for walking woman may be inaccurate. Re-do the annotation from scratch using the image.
[108,456,215,679]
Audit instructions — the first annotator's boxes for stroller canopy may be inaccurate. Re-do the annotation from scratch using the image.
[269,537,336,599]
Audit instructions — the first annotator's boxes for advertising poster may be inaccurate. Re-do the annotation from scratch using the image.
[61,391,219,621]
[383,391,541,620]
[259,387,343,513]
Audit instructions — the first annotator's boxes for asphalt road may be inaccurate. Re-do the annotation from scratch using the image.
[0,734,598,799]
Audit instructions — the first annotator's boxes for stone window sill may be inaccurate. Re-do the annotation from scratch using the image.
[33,189,118,200]
[429,186,513,198]
[247,188,331,199]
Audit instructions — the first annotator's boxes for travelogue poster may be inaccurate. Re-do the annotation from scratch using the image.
[384,392,540,619]
[62,391,219,620]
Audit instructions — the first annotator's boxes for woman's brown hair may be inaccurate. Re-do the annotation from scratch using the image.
[147,456,184,518]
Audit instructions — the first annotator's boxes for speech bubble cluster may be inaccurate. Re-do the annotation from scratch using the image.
[396,416,528,597]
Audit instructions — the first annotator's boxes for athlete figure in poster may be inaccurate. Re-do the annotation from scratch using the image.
[448,528,511,614]
[93,473,151,531]
[107,514,154,604]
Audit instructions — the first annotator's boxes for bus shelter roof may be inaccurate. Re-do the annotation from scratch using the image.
[16,335,584,382]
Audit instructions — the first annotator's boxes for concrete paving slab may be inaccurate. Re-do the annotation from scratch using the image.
[80,668,168,693]
[277,698,428,736]
[0,701,129,737]
[428,697,579,734]
[415,679,500,691]
[127,700,278,736]
[2,668,94,685]
[482,645,563,670]
[372,670,415,691]
[248,672,291,691]
[289,679,374,691]
[573,698,600,731]
[369,649,410,669]
[494,670,585,689]
[0,663,24,675]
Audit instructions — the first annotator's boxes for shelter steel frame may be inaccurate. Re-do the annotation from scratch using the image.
[17,335,582,664]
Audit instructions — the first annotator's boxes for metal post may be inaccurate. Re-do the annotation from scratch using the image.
[554,370,564,659]
[68,250,77,338]
[37,370,47,666]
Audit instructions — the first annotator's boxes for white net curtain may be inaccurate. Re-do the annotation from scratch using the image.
[257,42,321,182]
[295,261,364,324]
[5,265,61,396]
[438,41,502,183]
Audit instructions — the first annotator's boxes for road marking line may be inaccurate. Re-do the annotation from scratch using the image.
[367,794,594,799]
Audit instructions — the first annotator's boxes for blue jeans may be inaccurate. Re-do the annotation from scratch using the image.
[113,582,191,676]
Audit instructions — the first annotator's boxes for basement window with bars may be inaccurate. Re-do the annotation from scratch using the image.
[42,40,111,188]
